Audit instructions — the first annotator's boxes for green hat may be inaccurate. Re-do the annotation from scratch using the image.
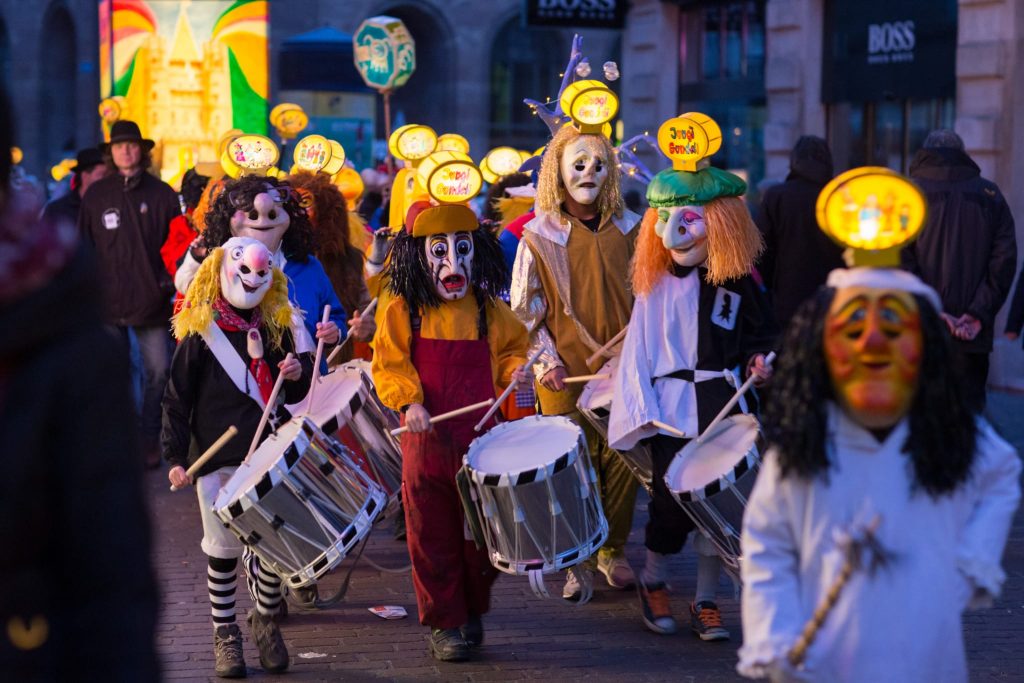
[646,166,747,207]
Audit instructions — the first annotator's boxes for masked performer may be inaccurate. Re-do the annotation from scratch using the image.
[608,127,777,639]
[511,88,642,598]
[372,186,530,663]
[737,169,1021,682]
[162,237,313,677]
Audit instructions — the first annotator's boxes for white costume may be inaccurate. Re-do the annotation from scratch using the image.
[738,404,1021,682]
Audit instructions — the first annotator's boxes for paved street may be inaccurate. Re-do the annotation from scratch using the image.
[151,391,1024,682]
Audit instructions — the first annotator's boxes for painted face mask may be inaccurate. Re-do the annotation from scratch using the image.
[655,205,709,267]
[220,237,274,310]
[559,136,609,207]
[425,231,473,301]
[228,184,291,253]
[824,286,923,429]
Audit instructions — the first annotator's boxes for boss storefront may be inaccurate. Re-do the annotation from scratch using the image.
[822,0,958,173]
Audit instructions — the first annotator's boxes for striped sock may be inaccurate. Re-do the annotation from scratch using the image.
[208,555,238,626]
[254,557,283,617]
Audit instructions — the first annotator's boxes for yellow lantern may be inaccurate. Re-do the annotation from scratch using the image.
[292,135,346,176]
[657,112,723,172]
[560,80,619,135]
[417,151,483,204]
[389,124,437,165]
[480,147,528,184]
[333,166,365,211]
[224,135,279,177]
[10,147,23,165]
[51,157,76,182]
[436,133,470,155]
[270,103,309,140]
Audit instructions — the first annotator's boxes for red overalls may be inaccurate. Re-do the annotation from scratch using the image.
[401,303,500,629]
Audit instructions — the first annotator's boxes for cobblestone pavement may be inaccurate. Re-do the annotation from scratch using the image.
[151,391,1024,682]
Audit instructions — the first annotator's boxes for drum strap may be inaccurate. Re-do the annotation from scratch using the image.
[201,324,267,411]
[653,367,748,413]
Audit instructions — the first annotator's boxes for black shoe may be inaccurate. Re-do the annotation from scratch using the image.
[248,610,290,672]
[213,624,247,678]
[460,614,483,648]
[429,627,470,662]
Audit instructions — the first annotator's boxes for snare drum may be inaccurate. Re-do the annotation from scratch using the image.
[577,358,655,494]
[462,415,608,576]
[286,360,402,511]
[214,416,387,588]
[664,414,764,581]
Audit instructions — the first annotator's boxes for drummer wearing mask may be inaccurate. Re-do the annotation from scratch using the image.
[371,166,531,663]
[608,114,777,641]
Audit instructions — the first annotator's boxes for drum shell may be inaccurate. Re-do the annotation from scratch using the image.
[462,415,608,575]
[214,417,386,588]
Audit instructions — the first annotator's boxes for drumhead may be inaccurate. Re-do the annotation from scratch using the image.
[213,418,306,509]
[285,367,364,427]
[466,415,581,476]
[577,358,617,412]
[666,414,760,493]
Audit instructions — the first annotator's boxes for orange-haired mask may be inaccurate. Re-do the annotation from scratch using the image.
[824,286,922,429]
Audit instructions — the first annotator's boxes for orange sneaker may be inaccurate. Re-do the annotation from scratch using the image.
[690,600,730,641]
[637,582,677,634]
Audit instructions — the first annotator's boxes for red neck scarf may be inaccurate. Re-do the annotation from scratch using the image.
[212,297,274,403]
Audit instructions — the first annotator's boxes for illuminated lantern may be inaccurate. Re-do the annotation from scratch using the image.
[417,151,483,204]
[657,112,723,173]
[333,166,365,211]
[480,146,529,184]
[353,16,416,91]
[10,147,22,165]
[388,124,437,165]
[436,133,470,155]
[560,79,619,135]
[292,134,346,176]
[224,134,279,177]
[269,103,309,140]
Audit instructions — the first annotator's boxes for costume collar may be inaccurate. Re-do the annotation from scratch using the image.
[525,208,640,246]
[828,402,910,454]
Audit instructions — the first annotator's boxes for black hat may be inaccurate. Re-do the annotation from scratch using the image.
[69,146,105,173]
[105,120,155,151]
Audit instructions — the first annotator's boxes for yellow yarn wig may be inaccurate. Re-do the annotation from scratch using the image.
[172,246,295,350]
[631,197,764,296]
[536,124,623,218]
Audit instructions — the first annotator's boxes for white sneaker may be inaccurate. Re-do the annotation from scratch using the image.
[562,566,595,602]
[597,553,636,589]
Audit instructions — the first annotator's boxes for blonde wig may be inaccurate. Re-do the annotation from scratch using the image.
[172,246,295,350]
[630,197,764,295]
[535,125,623,218]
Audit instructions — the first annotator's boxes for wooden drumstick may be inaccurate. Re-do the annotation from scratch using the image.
[585,325,628,367]
[306,305,332,407]
[246,352,293,461]
[562,373,611,384]
[474,349,543,431]
[326,297,378,367]
[696,351,776,444]
[169,426,239,492]
[787,514,883,667]
[390,398,495,436]
[651,420,687,439]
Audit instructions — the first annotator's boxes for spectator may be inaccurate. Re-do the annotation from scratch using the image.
[902,129,1017,412]
[756,135,844,330]
[40,147,110,228]
[79,119,181,468]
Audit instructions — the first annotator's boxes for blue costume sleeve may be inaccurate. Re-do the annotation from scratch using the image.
[498,230,521,286]
[283,256,348,341]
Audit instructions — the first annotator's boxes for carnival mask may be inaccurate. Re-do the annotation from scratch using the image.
[560,137,609,207]
[824,286,922,429]
[229,184,291,253]
[656,205,709,267]
[220,237,273,310]
[425,231,473,301]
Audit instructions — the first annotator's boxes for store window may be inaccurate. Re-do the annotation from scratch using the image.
[829,99,955,173]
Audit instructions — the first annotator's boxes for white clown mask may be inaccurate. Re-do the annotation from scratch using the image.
[425,231,473,301]
[220,237,274,310]
[229,184,291,253]
[560,136,609,207]
[655,205,709,267]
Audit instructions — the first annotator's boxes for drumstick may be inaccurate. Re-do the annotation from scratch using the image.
[306,305,332,407]
[585,325,628,367]
[651,420,687,439]
[696,351,776,444]
[390,398,495,436]
[473,348,543,431]
[562,373,611,384]
[326,297,378,367]
[246,352,293,461]
[169,426,238,492]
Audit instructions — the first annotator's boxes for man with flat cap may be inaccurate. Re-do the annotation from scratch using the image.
[80,120,180,469]
[42,146,110,228]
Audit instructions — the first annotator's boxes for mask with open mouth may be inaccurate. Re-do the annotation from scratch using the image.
[559,136,609,206]
[655,205,709,266]
[425,231,473,301]
[824,286,922,429]
[229,185,291,253]
[220,237,274,310]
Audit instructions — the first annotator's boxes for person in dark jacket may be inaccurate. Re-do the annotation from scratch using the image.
[79,120,181,468]
[40,146,110,228]
[0,98,159,680]
[901,129,1017,412]
[756,135,844,331]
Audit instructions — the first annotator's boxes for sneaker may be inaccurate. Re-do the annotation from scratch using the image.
[213,623,246,678]
[597,552,636,589]
[429,627,470,662]
[689,600,730,641]
[562,566,594,602]
[637,582,677,635]
[460,614,483,648]
[248,610,290,672]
